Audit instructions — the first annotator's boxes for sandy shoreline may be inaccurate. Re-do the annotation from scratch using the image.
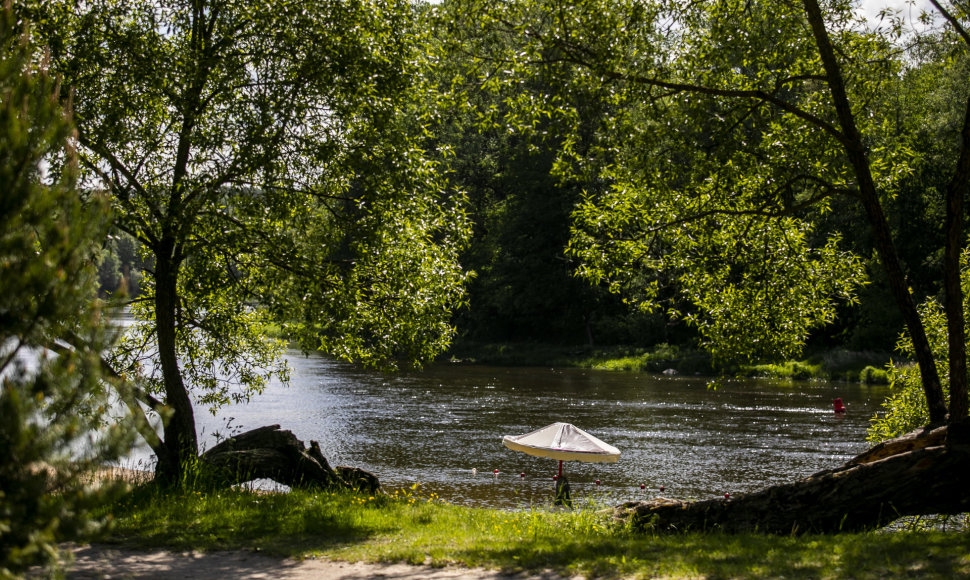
[60,544,581,580]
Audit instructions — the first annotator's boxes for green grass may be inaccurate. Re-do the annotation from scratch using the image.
[445,341,715,375]
[99,484,970,579]
[445,341,892,384]
[741,350,892,383]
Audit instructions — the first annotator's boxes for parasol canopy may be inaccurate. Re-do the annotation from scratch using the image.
[502,422,620,464]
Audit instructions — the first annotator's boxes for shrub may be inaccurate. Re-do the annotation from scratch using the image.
[859,366,889,385]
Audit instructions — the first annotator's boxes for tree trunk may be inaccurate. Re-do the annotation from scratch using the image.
[153,242,198,484]
[583,312,595,348]
[200,425,382,493]
[802,0,949,424]
[944,168,966,421]
[944,95,970,422]
[614,421,970,534]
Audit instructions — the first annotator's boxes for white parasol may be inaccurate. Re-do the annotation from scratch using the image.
[502,422,620,477]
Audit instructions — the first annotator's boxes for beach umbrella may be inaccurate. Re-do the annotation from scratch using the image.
[502,422,620,478]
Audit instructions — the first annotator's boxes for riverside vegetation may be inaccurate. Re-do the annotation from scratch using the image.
[446,341,891,384]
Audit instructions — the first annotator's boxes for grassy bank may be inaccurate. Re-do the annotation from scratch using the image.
[740,349,892,384]
[446,341,892,384]
[444,341,712,372]
[98,484,969,579]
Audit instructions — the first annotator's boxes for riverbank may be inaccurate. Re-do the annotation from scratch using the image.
[265,321,894,384]
[445,341,892,384]
[70,483,969,579]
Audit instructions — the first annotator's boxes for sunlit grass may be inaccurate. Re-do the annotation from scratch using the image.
[444,341,892,384]
[100,483,970,579]
[744,360,824,380]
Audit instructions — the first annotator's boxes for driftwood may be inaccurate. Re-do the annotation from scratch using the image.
[200,425,381,494]
[615,420,970,534]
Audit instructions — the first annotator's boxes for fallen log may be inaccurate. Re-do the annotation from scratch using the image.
[200,425,381,493]
[615,421,970,534]
[841,424,947,468]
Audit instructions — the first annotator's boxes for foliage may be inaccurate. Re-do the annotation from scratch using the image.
[437,0,904,364]
[103,484,970,579]
[0,6,131,576]
[27,0,471,476]
[859,365,889,385]
[741,350,890,382]
[868,362,936,443]
[868,245,970,441]
[423,12,647,347]
[426,0,970,359]
[445,340,715,373]
[96,233,145,298]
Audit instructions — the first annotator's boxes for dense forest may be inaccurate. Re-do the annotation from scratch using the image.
[4,0,970,573]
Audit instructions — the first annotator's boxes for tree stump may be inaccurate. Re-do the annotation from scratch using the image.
[615,421,970,534]
[200,425,382,493]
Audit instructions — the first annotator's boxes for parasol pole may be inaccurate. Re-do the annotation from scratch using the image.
[558,459,563,478]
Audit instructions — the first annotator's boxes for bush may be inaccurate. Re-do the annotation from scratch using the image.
[868,265,958,442]
[859,365,889,385]
[868,363,937,443]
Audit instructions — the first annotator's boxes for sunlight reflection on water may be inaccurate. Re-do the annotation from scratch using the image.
[127,350,889,509]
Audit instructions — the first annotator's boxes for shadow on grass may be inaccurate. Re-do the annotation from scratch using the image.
[103,485,970,579]
[102,485,390,556]
[451,531,970,579]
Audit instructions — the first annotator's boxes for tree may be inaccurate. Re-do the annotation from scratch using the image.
[442,0,970,422]
[427,8,671,348]
[439,0,970,530]
[29,0,470,483]
[871,247,970,442]
[0,4,131,575]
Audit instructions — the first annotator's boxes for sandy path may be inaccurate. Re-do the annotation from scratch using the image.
[63,544,581,580]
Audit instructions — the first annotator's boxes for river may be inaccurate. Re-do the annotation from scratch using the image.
[125,350,892,510]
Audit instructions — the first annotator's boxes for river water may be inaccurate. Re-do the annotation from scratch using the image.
[140,351,891,510]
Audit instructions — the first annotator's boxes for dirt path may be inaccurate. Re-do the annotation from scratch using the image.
[63,545,581,580]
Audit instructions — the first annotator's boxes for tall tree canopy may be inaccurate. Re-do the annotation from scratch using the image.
[422,64,641,346]
[440,0,970,424]
[27,0,471,480]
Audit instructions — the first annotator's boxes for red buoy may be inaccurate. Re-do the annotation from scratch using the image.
[640,483,646,490]
[595,479,601,485]
[659,485,665,492]
[833,398,847,414]
[724,492,730,499]
[520,472,525,478]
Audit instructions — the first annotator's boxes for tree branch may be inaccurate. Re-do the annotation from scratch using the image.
[928,0,970,46]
